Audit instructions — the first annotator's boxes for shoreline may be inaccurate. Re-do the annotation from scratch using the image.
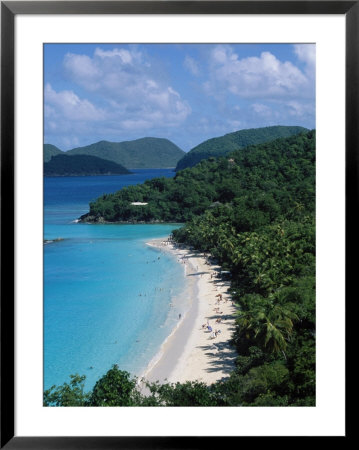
[141,237,237,387]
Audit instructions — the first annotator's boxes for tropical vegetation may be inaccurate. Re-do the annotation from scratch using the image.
[44,143,63,162]
[44,154,131,176]
[175,125,308,171]
[45,130,315,406]
[66,137,184,169]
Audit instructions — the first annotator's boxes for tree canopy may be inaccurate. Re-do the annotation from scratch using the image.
[44,154,131,176]
[47,130,316,407]
[175,125,308,171]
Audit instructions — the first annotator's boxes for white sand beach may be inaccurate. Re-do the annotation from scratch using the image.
[142,237,237,386]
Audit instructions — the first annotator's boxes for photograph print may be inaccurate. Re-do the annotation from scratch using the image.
[43,43,315,407]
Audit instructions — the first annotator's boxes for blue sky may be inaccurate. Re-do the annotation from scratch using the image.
[44,43,315,152]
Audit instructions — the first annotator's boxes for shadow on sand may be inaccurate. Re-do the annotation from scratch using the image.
[198,317,237,378]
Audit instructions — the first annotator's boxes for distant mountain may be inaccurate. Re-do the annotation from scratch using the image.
[44,154,131,176]
[175,126,308,171]
[66,137,185,169]
[44,144,63,162]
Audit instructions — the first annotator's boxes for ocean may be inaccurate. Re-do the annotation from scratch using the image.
[44,169,187,390]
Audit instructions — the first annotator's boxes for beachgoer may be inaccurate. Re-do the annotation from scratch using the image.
[179,313,182,320]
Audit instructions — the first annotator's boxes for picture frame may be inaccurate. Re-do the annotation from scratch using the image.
[1,1,353,446]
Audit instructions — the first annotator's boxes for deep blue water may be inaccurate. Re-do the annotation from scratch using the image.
[44,170,187,390]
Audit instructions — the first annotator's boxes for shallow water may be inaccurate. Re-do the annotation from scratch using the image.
[44,170,186,390]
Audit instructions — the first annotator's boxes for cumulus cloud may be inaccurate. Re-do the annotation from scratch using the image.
[45,44,315,151]
[62,46,191,129]
[45,83,105,122]
[44,83,108,147]
[205,45,313,101]
[294,44,316,68]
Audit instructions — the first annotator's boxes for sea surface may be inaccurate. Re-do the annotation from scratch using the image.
[44,169,187,390]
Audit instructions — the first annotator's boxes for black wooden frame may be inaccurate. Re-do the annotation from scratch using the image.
[1,1,354,447]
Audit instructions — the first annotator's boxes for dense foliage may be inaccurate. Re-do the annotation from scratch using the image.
[175,125,308,171]
[46,130,315,406]
[44,143,63,162]
[171,131,316,405]
[66,137,185,169]
[82,131,314,225]
[44,154,131,176]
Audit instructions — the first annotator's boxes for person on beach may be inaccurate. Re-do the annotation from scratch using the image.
[179,313,181,320]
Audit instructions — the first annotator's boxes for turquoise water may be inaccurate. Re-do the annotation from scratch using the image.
[44,170,186,390]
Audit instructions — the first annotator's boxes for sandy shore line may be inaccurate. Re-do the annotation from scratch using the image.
[141,237,237,387]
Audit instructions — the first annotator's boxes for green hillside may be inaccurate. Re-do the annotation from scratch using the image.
[44,144,63,162]
[44,154,131,176]
[81,130,314,224]
[67,137,185,169]
[175,125,308,171]
[48,130,315,406]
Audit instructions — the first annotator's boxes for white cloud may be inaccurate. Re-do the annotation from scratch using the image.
[205,45,313,100]
[94,47,136,64]
[44,83,105,121]
[251,103,273,117]
[44,84,107,147]
[294,44,316,68]
[286,100,315,118]
[63,53,101,91]
[184,55,200,76]
[293,44,316,80]
[62,46,191,130]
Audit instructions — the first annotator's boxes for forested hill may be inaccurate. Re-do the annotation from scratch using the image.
[44,154,131,176]
[175,125,308,171]
[80,130,315,225]
[44,144,63,162]
[66,137,185,169]
[50,130,315,406]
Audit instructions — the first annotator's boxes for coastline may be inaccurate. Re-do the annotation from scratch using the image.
[141,237,237,387]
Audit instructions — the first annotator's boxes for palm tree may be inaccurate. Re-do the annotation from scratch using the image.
[237,304,298,355]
